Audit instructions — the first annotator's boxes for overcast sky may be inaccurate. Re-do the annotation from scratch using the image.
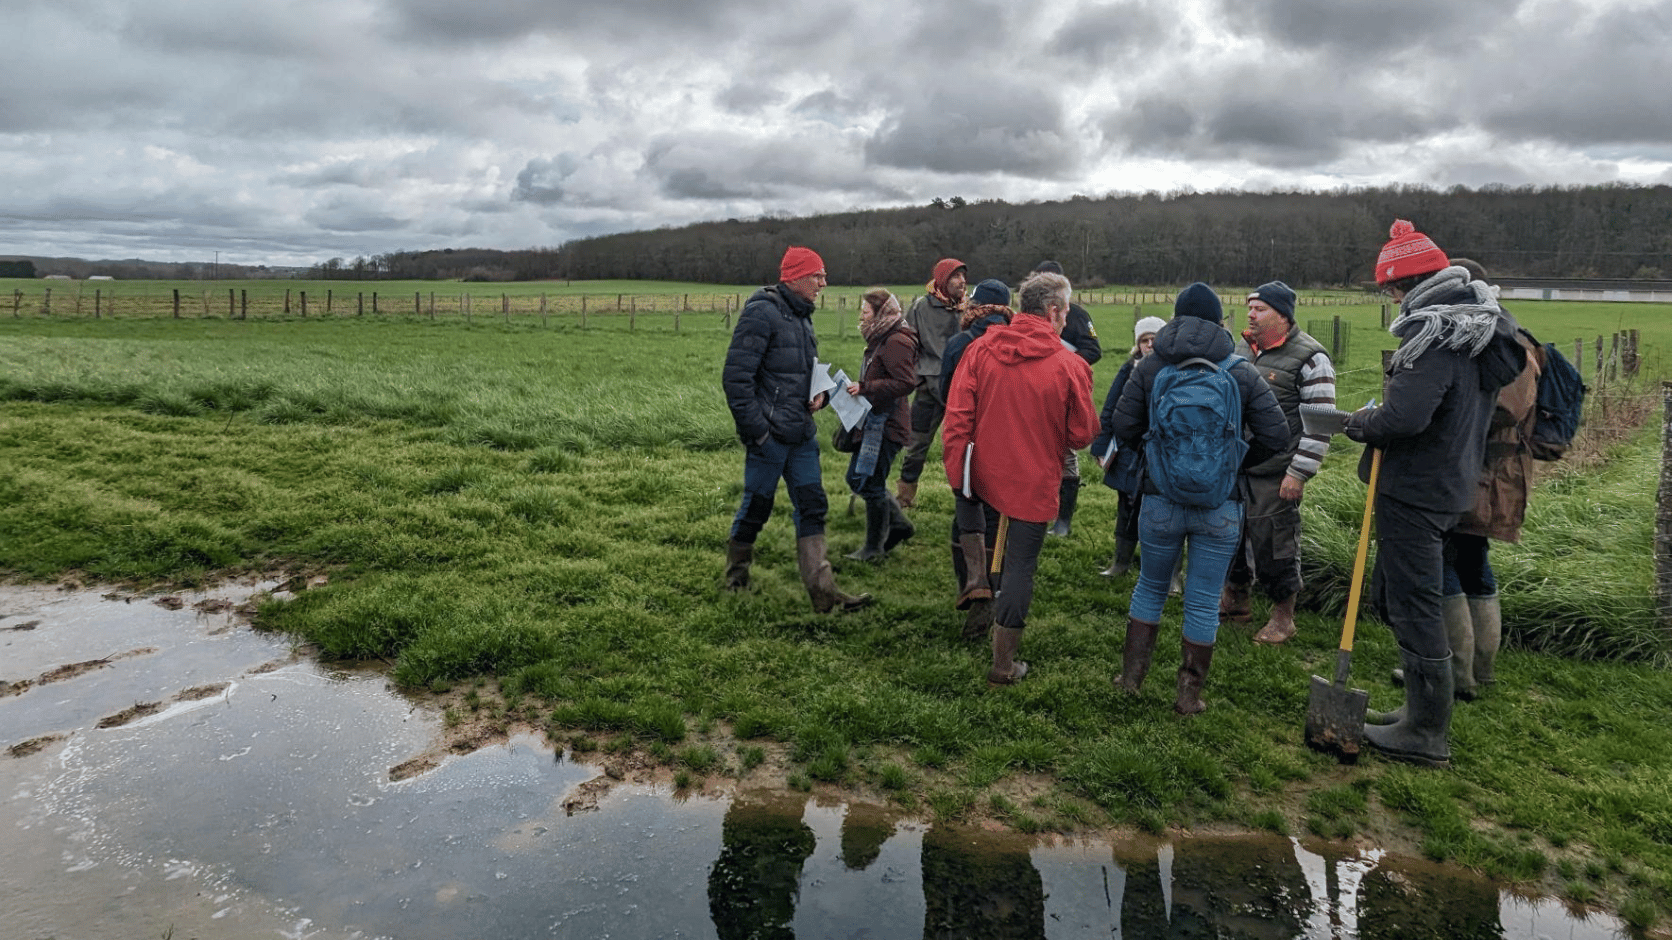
[3,0,1668,267]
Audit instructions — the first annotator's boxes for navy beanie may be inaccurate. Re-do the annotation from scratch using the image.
[1247,280,1297,322]
[1174,282,1223,323]
[970,278,1011,307]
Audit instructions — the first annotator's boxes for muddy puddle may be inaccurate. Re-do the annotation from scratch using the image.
[0,583,1630,939]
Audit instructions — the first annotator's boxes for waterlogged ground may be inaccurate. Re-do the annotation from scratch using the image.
[0,583,1630,939]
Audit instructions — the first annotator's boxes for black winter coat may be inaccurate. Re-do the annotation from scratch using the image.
[1062,303,1103,366]
[1109,317,1290,496]
[723,285,820,447]
[938,312,1008,402]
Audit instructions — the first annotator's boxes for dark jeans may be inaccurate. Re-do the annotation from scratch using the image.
[1442,531,1496,597]
[730,435,828,543]
[1369,494,1459,660]
[993,519,1049,630]
[845,439,903,507]
[1115,490,1143,544]
[1226,473,1304,601]
[898,378,946,484]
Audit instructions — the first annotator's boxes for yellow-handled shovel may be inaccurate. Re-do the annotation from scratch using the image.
[1303,449,1379,762]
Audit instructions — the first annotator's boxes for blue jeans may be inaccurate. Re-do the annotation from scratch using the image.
[731,435,828,543]
[1130,495,1244,645]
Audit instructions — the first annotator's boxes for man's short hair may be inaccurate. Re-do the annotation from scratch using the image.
[1018,271,1071,316]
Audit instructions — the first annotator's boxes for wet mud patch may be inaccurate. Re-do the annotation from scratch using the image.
[389,755,439,782]
[177,682,230,701]
[3,619,40,631]
[2,646,162,699]
[7,733,66,758]
[153,595,185,610]
[96,701,164,728]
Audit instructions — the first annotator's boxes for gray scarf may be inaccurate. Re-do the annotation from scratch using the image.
[1388,266,1501,371]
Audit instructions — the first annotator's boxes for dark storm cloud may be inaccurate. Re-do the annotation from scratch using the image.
[864,76,1085,177]
[381,0,769,44]
[1048,0,1173,67]
[640,131,894,202]
[1469,0,1672,146]
[512,154,583,205]
[1220,0,1523,55]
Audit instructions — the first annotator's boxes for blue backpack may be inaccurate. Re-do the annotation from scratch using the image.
[1524,332,1587,461]
[1145,354,1248,508]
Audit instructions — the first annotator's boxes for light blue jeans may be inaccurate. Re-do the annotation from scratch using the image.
[1130,494,1244,645]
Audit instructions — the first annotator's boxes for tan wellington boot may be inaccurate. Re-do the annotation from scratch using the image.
[797,534,873,614]
[724,540,753,591]
[1469,594,1502,688]
[1218,580,1251,623]
[1253,593,1298,645]
[987,625,1030,687]
[1442,593,1476,701]
[894,479,918,510]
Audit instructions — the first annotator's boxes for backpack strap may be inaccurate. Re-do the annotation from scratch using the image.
[1175,356,1221,371]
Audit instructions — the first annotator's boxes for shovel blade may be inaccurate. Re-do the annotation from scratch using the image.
[1305,674,1370,763]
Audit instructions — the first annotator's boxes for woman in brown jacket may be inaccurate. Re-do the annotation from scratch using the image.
[844,289,921,561]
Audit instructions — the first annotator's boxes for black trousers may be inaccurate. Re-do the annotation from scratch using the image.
[1369,493,1459,660]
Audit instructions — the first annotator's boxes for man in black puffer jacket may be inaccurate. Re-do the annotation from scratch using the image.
[722,246,871,614]
[1346,220,1524,769]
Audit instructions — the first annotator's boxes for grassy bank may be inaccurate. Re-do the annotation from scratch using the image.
[1,304,1669,930]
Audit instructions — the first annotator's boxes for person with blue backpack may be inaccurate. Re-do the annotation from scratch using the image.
[1107,283,1290,714]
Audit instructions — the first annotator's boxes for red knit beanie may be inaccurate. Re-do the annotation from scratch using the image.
[1375,219,1449,285]
[779,246,825,283]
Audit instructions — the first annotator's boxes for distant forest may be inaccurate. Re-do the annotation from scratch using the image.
[334,183,1672,289]
[14,183,1670,287]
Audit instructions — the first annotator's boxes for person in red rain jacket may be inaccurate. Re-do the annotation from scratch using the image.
[942,270,1099,687]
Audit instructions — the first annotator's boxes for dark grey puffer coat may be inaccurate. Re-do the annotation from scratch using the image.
[723,285,820,447]
[1109,316,1291,495]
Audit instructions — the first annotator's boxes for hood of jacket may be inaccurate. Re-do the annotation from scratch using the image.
[983,312,1066,364]
[968,311,1009,339]
[1153,315,1234,364]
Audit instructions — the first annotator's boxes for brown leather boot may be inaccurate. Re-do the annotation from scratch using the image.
[1218,581,1251,623]
[894,479,917,510]
[1173,638,1215,715]
[797,534,873,614]
[954,533,993,610]
[724,540,752,591]
[1253,593,1298,644]
[1114,618,1159,694]
[987,625,1029,686]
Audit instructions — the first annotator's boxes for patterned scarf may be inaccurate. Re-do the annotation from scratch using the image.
[926,279,967,317]
[1388,266,1501,372]
[860,294,903,343]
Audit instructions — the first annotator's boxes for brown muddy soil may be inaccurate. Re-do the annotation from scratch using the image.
[7,733,66,758]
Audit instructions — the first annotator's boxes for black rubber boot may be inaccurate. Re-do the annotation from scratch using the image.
[846,500,889,562]
[1114,618,1159,694]
[1100,538,1137,578]
[883,493,915,552]
[1364,648,1453,769]
[1049,477,1078,537]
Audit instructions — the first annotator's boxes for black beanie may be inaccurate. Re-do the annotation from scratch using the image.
[1246,281,1297,322]
[1174,282,1222,323]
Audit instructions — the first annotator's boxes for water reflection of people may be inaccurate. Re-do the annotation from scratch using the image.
[1116,836,1307,938]
[708,794,816,940]
[1356,855,1502,940]
[920,825,1044,938]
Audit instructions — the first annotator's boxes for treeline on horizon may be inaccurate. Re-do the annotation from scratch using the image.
[361,183,1672,288]
[11,183,1670,287]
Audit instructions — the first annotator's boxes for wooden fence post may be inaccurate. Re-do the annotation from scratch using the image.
[357,292,364,317]
[414,292,421,317]
[301,291,308,317]
[11,289,19,317]
[240,289,248,320]
[94,289,101,319]
[41,287,50,316]
[200,290,209,318]
[540,292,547,328]
[503,293,510,324]
[581,295,587,330]
[327,289,333,314]
[1658,382,1672,632]
[429,292,435,319]
[284,288,291,314]
[372,291,379,315]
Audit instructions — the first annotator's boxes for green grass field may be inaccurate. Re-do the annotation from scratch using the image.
[2,283,1669,928]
